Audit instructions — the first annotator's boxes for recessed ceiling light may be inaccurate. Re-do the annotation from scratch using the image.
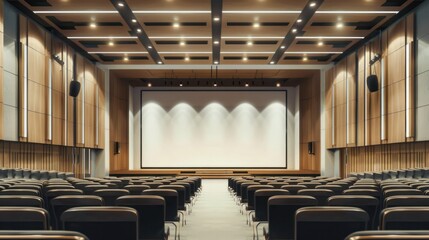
[89,23,97,28]
[213,17,220,21]
[213,40,219,44]
[243,57,248,61]
[297,19,302,23]
[292,28,297,33]
[253,22,260,28]
[214,61,219,64]
[247,41,253,46]
[213,83,217,87]
[318,41,324,46]
[117,2,124,7]
[180,41,186,46]
[157,61,163,64]
[185,57,190,61]
[276,83,281,87]
[148,83,152,87]
[108,41,114,46]
[137,28,142,33]
[148,46,152,49]
[179,83,183,87]
[245,83,249,87]
[309,2,316,7]
[336,22,344,28]
[303,57,308,61]
[270,61,275,64]
[173,23,180,28]
[280,46,285,49]
[131,19,137,23]
[123,56,129,61]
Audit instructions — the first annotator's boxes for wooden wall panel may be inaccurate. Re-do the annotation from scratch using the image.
[0,0,4,140]
[333,60,347,148]
[347,53,357,146]
[342,142,429,177]
[74,55,84,147]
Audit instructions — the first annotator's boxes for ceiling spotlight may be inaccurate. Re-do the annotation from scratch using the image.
[214,61,219,64]
[184,57,190,61]
[214,40,219,44]
[89,23,97,28]
[318,41,324,46]
[148,46,152,49]
[309,2,316,7]
[157,61,163,64]
[123,56,129,61]
[303,56,308,61]
[117,2,124,7]
[213,17,220,21]
[276,83,281,87]
[131,19,137,23]
[245,83,249,87]
[179,82,183,87]
[297,19,303,23]
[148,83,152,87]
[108,41,114,46]
[253,22,260,28]
[292,28,297,33]
[213,83,217,87]
[280,45,285,49]
[243,57,248,61]
[247,41,253,46]
[336,22,344,28]
[180,41,186,46]
[270,61,275,64]
[137,28,142,33]
[173,23,180,28]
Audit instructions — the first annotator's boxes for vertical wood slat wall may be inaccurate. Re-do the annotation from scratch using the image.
[0,2,105,176]
[325,14,420,176]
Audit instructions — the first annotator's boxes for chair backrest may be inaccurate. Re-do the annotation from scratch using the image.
[9,185,41,191]
[158,185,186,210]
[0,195,44,208]
[0,230,89,239]
[268,195,317,240]
[343,189,380,198]
[381,207,429,230]
[116,195,166,240]
[281,185,308,194]
[315,185,344,194]
[247,185,274,209]
[349,185,379,190]
[345,230,429,240]
[61,206,138,240]
[266,182,288,189]
[382,185,412,191]
[297,189,335,205]
[83,185,109,194]
[240,182,260,202]
[170,182,191,202]
[123,185,150,195]
[93,189,130,206]
[0,207,49,230]
[295,206,369,240]
[254,189,289,221]
[0,189,39,196]
[327,195,379,229]
[298,182,321,189]
[51,195,103,229]
[384,195,429,208]
[383,189,422,198]
[142,189,178,221]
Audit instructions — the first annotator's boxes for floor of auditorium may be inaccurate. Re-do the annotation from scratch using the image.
[181,179,257,240]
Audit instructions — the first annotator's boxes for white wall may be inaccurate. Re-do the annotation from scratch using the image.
[129,87,300,170]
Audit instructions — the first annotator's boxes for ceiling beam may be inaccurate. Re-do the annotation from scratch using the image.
[269,0,324,64]
[99,63,332,70]
[110,0,163,64]
[211,0,223,65]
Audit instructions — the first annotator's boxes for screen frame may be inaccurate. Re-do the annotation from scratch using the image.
[140,89,288,169]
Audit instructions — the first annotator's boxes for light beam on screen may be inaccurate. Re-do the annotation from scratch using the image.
[140,91,287,168]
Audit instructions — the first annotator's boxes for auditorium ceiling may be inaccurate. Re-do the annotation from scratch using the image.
[13,0,419,65]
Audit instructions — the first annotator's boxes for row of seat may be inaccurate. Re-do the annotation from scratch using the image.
[229,175,429,240]
[0,168,74,180]
[349,168,429,180]
[0,174,202,240]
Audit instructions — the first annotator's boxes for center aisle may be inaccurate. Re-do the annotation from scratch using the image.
[180,179,255,240]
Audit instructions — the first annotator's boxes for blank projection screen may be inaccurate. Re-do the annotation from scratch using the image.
[140,91,287,168]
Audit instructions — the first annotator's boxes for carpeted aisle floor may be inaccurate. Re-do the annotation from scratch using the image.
[180,179,258,240]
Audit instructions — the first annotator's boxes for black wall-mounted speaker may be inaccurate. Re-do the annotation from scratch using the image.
[366,75,379,92]
[114,142,121,154]
[308,142,315,155]
[69,80,81,97]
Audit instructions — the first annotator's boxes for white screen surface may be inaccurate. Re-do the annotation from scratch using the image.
[140,91,286,168]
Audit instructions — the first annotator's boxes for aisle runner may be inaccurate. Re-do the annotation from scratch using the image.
[180,179,254,240]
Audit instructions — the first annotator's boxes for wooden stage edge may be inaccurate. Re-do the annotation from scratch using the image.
[110,169,321,179]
